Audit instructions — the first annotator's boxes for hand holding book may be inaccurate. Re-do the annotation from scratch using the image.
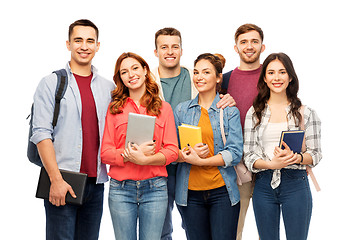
[270,141,299,169]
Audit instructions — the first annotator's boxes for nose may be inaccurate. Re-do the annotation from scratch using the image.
[246,42,253,49]
[128,69,135,78]
[81,41,88,50]
[168,48,173,55]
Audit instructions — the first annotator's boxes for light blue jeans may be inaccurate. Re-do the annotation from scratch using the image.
[109,177,168,240]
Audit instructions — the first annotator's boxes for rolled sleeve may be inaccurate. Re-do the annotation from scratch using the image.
[219,150,233,167]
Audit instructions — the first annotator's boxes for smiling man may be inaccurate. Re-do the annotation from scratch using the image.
[221,23,265,240]
[31,19,114,240]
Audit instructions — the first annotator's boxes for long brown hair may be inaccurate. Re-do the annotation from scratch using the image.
[253,52,302,127]
[109,52,162,116]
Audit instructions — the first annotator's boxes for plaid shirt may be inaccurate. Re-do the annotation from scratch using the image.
[243,104,322,189]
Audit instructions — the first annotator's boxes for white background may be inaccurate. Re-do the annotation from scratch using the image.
[1,0,359,239]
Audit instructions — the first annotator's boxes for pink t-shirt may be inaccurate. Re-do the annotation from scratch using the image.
[227,66,261,129]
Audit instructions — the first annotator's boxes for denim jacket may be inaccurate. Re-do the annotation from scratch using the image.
[30,63,114,183]
[174,93,243,206]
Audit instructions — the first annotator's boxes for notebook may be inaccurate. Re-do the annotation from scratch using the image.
[178,124,202,149]
[125,112,156,146]
[279,130,305,153]
[36,167,87,205]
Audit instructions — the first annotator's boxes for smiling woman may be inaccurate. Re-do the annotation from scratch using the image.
[243,52,322,240]
[101,52,179,240]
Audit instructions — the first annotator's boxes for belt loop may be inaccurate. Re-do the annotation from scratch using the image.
[121,180,126,188]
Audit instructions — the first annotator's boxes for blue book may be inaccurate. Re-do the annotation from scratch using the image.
[279,130,305,153]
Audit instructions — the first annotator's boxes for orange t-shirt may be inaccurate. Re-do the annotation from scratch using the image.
[188,107,225,190]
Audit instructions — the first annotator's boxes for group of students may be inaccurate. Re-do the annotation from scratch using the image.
[30,19,322,240]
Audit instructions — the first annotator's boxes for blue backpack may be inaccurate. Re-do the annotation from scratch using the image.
[27,69,68,166]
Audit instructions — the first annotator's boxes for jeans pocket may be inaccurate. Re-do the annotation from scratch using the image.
[152,177,167,190]
[109,178,122,189]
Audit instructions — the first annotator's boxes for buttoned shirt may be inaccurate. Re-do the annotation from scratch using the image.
[243,105,322,189]
[30,63,114,183]
[101,98,179,181]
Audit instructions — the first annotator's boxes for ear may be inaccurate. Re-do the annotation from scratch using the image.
[217,73,223,83]
[260,44,266,53]
[66,40,70,51]
[154,49,158,58]
[234,45,239,54]
[95,41,100,52]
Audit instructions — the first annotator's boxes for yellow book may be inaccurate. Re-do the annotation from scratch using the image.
[178,124,202,149]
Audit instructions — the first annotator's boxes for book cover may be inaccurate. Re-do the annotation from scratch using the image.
[125,112,156,146]
[36,167,87,205]
[279,130,305,153]
[178,124,202,149]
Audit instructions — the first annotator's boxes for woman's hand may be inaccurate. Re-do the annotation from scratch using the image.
[122,142,148,165]
[193,143,209,158]
[270,142,299,169]
[180,145,204,166]
[139,140,156,156]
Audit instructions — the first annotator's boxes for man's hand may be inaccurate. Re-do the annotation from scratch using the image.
[217,93,236,109]
[49,178,76,206]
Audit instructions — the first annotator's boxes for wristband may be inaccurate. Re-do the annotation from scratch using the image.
[299,153,304,164]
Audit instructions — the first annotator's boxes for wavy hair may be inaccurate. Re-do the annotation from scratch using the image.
[109,52,162,116]
[253,52,302,127]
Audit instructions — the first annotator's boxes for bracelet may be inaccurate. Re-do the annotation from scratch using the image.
[299,153,304,164]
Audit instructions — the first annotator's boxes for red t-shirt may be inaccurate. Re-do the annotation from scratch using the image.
[227,66,261,129]
[74,73,99,177]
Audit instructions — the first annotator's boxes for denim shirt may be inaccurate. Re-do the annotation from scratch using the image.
[30,63,115,183]
[174,93,243,206]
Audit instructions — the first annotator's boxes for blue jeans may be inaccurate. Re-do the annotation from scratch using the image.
[253,169,312,240]
[44,180,104,240]
[161,174,176,240]
[177,186,240,240]
[108,177,168,240]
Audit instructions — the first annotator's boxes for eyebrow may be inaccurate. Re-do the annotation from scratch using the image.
[120,64,140,72]
[267,68,286,72]
[73,37,96,41]
[194,67,211,71]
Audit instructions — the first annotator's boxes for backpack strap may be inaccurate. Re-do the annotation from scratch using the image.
[221,70,233,93]
[52,69,68,127]
[219,108,226,145]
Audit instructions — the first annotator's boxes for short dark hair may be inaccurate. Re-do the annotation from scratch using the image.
[155,27,182,49]
[234,23,263,43]
[68,19,99,41]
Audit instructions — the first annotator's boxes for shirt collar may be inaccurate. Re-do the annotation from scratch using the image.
[188,93,221,111]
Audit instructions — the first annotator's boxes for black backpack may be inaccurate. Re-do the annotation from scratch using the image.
[27,69,68,166]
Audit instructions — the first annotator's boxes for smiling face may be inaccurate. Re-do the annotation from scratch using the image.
[264,59,291,95]
[193,59,221,94]
[154,35,182,69]
[66,26,99,69]
[119,57,147,93]
[234,30,265,68]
